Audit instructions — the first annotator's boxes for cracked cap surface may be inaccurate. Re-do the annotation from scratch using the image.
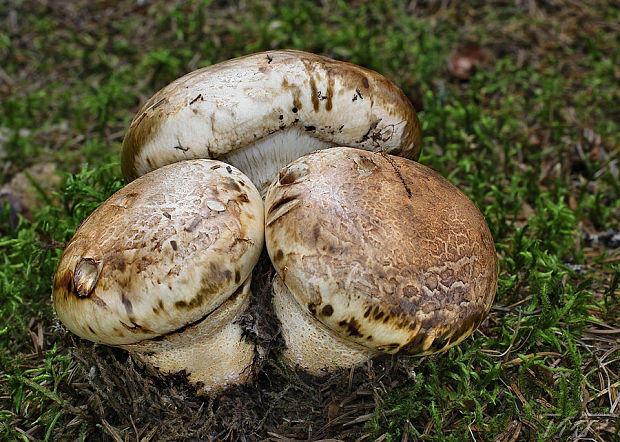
[53,159,264,345]
[265,147,497,356]
[121,50,421,192]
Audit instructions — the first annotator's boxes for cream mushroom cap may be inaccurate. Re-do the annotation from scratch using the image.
[121,50,421,193]
[264,147,497,374]
[53,159,264,392]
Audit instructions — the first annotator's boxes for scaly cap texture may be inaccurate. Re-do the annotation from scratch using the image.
[265,147,497,370]
[121,50,421,192]
[53,159,264,345]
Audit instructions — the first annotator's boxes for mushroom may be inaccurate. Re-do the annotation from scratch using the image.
[52,159,264,393]
[264,147,497,374]
[121,50,421,193]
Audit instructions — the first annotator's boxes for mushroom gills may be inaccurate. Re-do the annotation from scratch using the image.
[122,275,257,394]
[272,275,375,374]
[220,126,334,194]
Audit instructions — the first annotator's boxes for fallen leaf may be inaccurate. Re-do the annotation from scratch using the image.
[448,42,491,80]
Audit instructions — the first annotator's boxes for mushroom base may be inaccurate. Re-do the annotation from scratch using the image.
[121,276,257,394]
[272,275,375,375]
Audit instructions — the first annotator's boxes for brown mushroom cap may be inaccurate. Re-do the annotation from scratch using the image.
[52,159,264,392]
[264,147,497,373]
[121,50,421,193]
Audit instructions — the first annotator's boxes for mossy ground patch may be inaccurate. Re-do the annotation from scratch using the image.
[0,0,618,440]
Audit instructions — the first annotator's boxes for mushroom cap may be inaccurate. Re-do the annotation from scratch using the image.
[265,147,497,356]
[121,50,421,192]
[53,159,264,345]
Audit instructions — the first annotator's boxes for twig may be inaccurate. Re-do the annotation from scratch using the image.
[587,381,620,403]
[101,418,124,442]
[503,352,562,367]
[17,376,87,417]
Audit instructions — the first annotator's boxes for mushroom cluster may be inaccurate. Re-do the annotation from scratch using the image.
[53,50,497,394]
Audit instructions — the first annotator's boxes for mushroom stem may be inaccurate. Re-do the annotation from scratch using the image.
[121,275,257,394]
[272,275,375,375]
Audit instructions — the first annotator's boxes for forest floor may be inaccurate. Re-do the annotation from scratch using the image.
[0,1,618,440]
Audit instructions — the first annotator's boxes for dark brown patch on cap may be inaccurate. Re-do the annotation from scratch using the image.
[405,330,428,353]
[338,317,361,337]
[312,224,321,243]
[309,75,319,112]
[325,75,335,111]
[274,249,284,262]
[321,304,333,317]
[279,164,309,185]
[174,283,221,311]
[430,337,449,351]
[293,96,302,113]
[54,268,73,296]
[108,253,126,272]
[90,294,108,308]
[120,319,153,334]
[454,311,483,342]
[173,264,235,311]
[223,177,242,193]
[175,300,188,309]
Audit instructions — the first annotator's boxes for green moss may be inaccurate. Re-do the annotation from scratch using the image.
[0,0,618,439]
